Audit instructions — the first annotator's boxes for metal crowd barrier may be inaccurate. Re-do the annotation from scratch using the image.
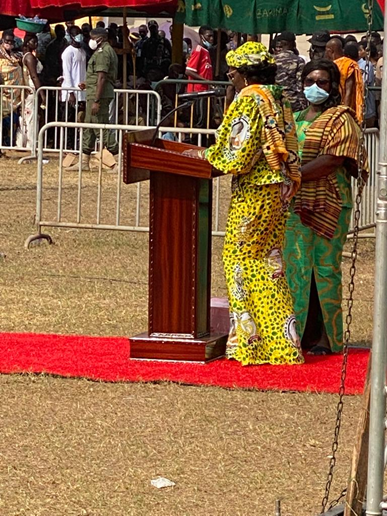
[0,85,162,160]
[35,86,162,156]
[0,84,34,151]
[349,128,379,235]
[25,121,379,248]
[154,79,229,129]
[25,122,222,248]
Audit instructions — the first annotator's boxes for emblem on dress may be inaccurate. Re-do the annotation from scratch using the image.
[284,314,301,350]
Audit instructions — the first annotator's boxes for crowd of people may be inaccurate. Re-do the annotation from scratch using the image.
[0,22,383,147]
[0,21,376,365]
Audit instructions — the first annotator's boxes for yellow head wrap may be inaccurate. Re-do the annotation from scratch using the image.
[226,42,275,69]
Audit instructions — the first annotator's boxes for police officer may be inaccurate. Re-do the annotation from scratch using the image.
[274,31,307,113]
[67,27,118,170]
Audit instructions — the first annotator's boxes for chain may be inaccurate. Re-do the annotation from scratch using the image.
[328,488,348,511]
[320,0,374,512]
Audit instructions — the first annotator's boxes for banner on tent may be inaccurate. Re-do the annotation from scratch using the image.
[176,0,384,34]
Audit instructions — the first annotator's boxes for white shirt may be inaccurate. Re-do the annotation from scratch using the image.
[61,45,87,102]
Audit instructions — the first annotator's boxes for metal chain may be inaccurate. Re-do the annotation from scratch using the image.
[328,488,348,511]
[320,1,374,512]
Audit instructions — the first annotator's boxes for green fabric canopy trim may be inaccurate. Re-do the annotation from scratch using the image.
[176,0,383,34]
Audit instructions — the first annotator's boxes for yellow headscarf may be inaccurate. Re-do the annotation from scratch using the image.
[226,42,275,68]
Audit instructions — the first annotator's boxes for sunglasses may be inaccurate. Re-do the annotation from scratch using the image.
[304,78,330,87]
[3,40,14,45]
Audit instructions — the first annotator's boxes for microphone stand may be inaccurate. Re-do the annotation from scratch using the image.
[151,100,194,146]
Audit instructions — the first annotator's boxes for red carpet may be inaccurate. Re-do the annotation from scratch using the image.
[0,333,369,395]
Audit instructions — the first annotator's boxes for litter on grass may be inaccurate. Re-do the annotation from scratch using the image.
[151,477,176,489]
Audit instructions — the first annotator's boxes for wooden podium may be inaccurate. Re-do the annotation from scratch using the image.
[123,129,228,362]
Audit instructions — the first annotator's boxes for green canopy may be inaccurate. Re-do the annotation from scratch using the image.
[176,0,384,34]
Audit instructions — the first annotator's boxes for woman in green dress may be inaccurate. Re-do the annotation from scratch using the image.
[284,59,368,355]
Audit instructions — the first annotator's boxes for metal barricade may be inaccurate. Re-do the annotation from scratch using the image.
[34,86,162,155]
[349,128,379,234]
[25,122,220,248]
[26,121,379,248]
[0,84,34,152]
[153,79,230,129]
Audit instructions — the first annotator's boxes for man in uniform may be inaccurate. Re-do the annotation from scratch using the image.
[66,27,118,170]
[307,30,331,61]
[274,31,307,113]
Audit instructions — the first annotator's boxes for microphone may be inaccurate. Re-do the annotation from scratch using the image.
[150,99,194,145]
[178,88,226,101]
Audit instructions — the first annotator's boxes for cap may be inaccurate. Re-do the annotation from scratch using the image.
[148,20,158,27]
[371,31,382,41]
[90,27,108,37]
[308,30,330,47]
[277,31,296,43]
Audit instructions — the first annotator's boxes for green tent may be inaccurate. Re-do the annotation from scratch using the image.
[176,0,384,34]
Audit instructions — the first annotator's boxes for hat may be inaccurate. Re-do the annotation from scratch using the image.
[226,41,276,68]
[276,31,296,43]
[148,20,158,27]
[90,27,108,38]
[308,30,330,47]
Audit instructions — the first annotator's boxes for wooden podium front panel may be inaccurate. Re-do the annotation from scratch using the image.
[149,171,211,338]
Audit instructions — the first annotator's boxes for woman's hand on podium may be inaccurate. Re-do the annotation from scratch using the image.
[182,149,205,159]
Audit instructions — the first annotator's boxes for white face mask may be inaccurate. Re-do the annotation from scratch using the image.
[89,39,98,50]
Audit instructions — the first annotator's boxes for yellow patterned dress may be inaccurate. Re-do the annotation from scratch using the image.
[206,84,304,365]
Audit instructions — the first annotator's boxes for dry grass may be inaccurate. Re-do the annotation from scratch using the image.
[0,153,376,515]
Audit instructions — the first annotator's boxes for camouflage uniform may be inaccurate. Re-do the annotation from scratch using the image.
[83,41,118,155]
[275,50,307,113]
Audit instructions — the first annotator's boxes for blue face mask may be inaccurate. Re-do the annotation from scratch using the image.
[74,34,83,44]
[202,38,212,49]
[303,83,330,105]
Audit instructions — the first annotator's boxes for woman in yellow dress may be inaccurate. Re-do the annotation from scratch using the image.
[187,42,304,365]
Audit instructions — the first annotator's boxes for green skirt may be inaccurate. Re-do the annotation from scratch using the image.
[284,207,351,352]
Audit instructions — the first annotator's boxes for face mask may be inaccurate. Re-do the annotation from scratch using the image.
[89,39,98,50]
[74,34,83,44]
[202,38,212,49]
[303,83,330,105]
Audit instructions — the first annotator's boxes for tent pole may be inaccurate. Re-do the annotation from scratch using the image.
[366,9,387,516]
[122,6,128,91]
[171,21,183,65]
[215,28,222,79]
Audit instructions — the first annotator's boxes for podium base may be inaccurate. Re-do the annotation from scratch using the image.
[129,332,228,362]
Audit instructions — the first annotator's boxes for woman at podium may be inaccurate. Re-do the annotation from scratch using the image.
[192,42,304,366]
